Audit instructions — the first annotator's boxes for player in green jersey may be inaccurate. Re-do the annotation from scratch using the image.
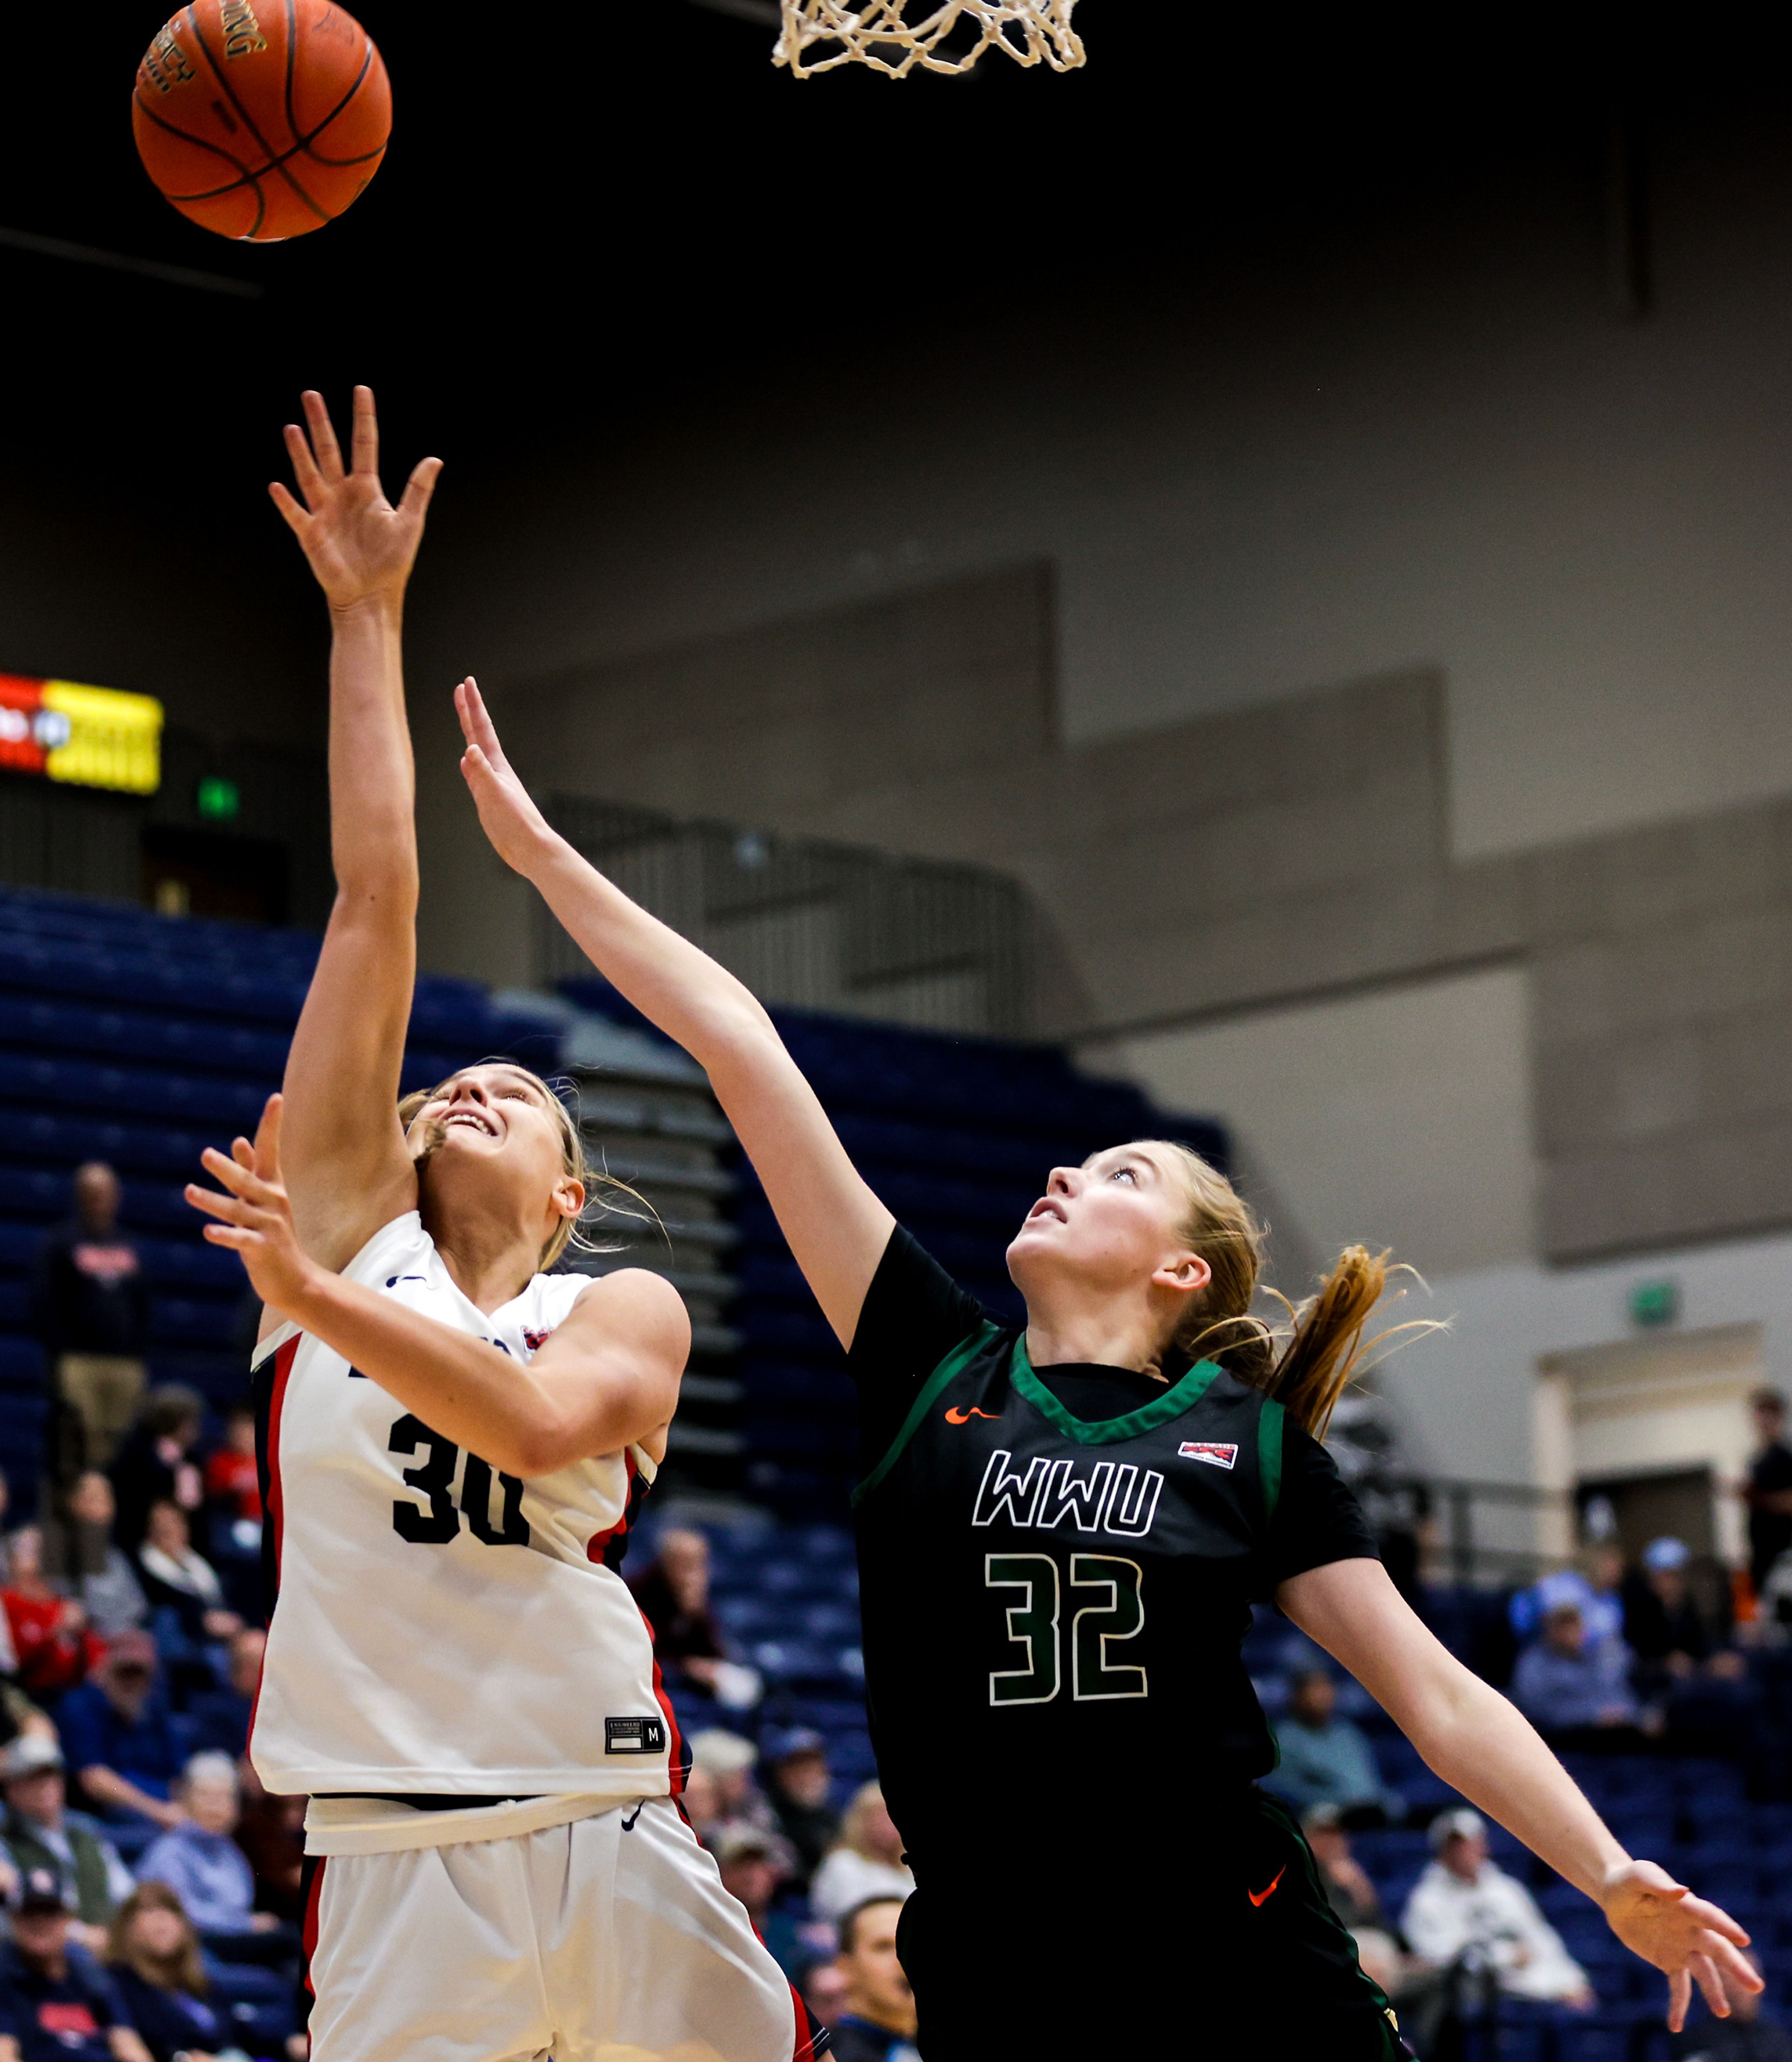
[454,680,1759,2059]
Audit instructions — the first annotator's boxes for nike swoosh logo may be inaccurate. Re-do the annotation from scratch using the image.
[944,1407,1000,1424]
[621,1803,643,1831]
[1248,1866,1286,1907]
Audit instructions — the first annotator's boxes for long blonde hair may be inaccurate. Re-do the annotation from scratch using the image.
[398,1062,652,1270]
[106,1882,207,1996]
[1148,1141,1421,1440]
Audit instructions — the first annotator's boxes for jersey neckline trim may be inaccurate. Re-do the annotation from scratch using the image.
[1009,1337,1224,1445]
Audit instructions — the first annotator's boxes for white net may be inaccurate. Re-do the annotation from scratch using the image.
[774,0,1085,77]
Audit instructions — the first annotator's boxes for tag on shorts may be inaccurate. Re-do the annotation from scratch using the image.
[1179,1441,1239,1470]
[606,1716,667,1754]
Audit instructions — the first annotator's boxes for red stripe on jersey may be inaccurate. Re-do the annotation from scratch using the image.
[586,1448,641,1565]
[637,1607,687,1800]
[247,1334,300,1761]
[786,1977,826,2060]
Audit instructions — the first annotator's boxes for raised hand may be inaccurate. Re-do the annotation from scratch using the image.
[1601,1858,1762,2030]
[270,386,441,611]
[456,676,555,875]
[186,1095,320,1319]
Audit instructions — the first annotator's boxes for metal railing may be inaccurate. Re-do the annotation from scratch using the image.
[539,795,1034,1036]
[1361,1473,1575,1588]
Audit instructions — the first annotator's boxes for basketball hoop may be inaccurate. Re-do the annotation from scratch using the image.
[774,0,1085,77]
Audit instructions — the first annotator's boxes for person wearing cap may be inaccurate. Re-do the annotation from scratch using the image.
[54,1636,184,1834]
[1302,1803,1386,1932]
[810,1784,913,1930]
[828,1897,919,2062]
[1402,1809,1594,2010]
[1510,1602,1644,1743]
[686,1727,779,1841]
[762,1727,840,1893]
[0,1738,131,1952]
[0,1867,152,2062]
[713,1822,809,1976]
[1625,1537,1728,1687]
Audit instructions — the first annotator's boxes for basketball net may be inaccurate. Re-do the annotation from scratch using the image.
[774,0,1085,77]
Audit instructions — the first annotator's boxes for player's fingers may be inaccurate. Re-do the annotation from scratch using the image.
[199,1147,270,1202]
[1666,1967,1690,2033]
[282,421,325,508]
[1707,1933,1764,1990]
[351,384,378,475]
[1681,1894,1750,1948]
[254,1093,283,1178]
[398,454,443,526]
[201,1223,256,1250]
[460,677,503,758]
[231,1136,255,1168]
[1692,1951,1730,2018]
[184,1182,253,1224]
[303,389,344,482]
[267,482,312,538]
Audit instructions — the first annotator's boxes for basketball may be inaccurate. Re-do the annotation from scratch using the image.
[132,1,391,242]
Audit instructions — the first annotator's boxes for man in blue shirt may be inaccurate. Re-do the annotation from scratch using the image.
[0,1869,151,2062]
[1511,1603,1641,1741]
[829,1898,919,2062]
[1266,1667,1395,1825]
[135,1754,277,1942]
[55,1634,184,1835]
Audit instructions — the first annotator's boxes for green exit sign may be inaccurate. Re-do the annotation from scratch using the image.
[196,775,240,822]
[1629,1278,1680,1328]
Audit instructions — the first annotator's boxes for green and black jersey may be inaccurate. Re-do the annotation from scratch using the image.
[846,1227,1380,1866]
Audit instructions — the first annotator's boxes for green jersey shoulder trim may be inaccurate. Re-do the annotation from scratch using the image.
[1260,1395,1285,1522]
[849,1320,1003,1510]
[1008,1338,1223,1445]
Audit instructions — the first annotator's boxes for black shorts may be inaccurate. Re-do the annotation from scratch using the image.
[895,1787,1409,2060]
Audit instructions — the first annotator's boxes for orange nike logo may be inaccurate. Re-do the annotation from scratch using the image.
[944,1406,1000,1424]
[1247,1866,1286,1907]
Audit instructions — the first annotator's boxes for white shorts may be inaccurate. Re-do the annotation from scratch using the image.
[304,1798,823,2062]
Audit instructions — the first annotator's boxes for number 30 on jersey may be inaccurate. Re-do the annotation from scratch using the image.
[985,1551,1146,1704]
[388,1414,530,1547]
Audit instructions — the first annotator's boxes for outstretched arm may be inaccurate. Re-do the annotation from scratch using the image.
[1280,1557,1761,2031]
[271,388,442,1271]
[189,1098,687,1470]
[454,680,894,1347]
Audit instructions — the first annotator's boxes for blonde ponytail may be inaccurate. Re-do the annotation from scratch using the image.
[1150,1142,1424,1440]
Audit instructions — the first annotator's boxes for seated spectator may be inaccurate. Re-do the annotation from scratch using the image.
[1302,1803,1385,1929]
[1510,1603,1642,1740]
[136,1756,275,1939]
[679,1765,725,1851]
[57,1633,185,1834]
[2,1529,104,1703]
[109,1392,204,1558]
[629,1530,756,1706]
[0,1867,152,2062]
[1625,1537,1732,1686]
[232,1765,305,1924]
[1510,1563,1625,1648]
[0,1738,131,1951]
[688,1729,778,1839]
[185,1629,264,1763]
[1402,1808,1594,2009]
[1267,1668,1394,1824]
[714,1824,805,1975]
[763,1727,840,1893]
[201,1408,260,1541]
[798,1953,849,2036]
[54,1479,147,1644]
[1672,1949,1792,2061]
[810,1786,914,1929]
[103,1884,225,2062]
[829,1897,918,2062]
[134,1504,239,1655]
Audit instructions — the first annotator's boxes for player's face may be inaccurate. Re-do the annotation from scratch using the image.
[406,1066,580,1250]
[1006,1142,1203,1301]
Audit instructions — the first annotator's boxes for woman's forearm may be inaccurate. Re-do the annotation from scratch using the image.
[1408,1670,1629,1898]
[327,596,418,905]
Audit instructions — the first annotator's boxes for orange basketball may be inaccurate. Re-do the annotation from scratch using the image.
[132,1,391,242]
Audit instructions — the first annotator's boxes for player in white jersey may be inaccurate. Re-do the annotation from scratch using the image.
[183,388,827,2062]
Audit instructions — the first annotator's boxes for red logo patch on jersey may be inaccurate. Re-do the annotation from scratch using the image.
[1179,1441,1239,1470]
[522,1327,553,1352]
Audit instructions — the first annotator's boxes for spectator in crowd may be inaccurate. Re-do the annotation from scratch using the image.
[1266,1667,1393,1824]
[763,1728,840,1893]
[1402,1809,1595,2010]
[0,1738,131,1951]
[1672,1949,1792,2061]
[1301,1803,1386,1930]
[33,1164,150,1485]
[1625,1536,1739,1690]
[232,1765,305,1924]
[1,1529,103,1703]
[629,1530,729,1697]
[51,1477,147,1643]
[57,1632,185,1833]
[679,1765,724,1851]
[135,1755,276,1941]
[108,1393,204,1559]
[1510,1562,1624,1650]
[714,1824,804,1973]
[102,1884,225,2062]
[186,1629,264,1763]
[828,1897,918,2062]
[0,1867,153,2062]
[688,1729,777,1839]
[798,1954,849,2034]
[201,1408,259,1539]
[133,1503,240,1656]
[1741,1388,1792,1603]
[1510,1602,1642,1742]
[810,1785,915,1928]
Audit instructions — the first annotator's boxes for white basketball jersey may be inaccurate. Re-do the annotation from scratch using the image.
[248,1213,678,1805]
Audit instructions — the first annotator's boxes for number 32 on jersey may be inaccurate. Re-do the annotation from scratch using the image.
[985,1552,1145,1705]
